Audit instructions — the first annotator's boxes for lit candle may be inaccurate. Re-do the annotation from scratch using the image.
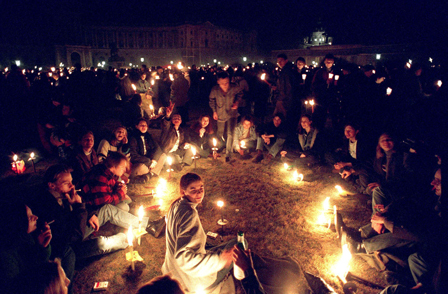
[192,146,197,169]
[323,197,330,211]
[335,185,344,194]
[329,73,334,79]
[216,200,228,231]
[28,152,36,173]
[212,138,218,159]
[335,75,340,81]
[372,70,376,74]
[240,140,246,149]
[169,74,174,81]
[167,156,173,179]
[333,244,352,283]
[310,99,315,113]
[149,104,154,117]
[386,87,392,96]
[137,206,144,245]
[151,79,155,86]
[284,162,289,170]
[127,226,135,271]
[12,154,19,174]
[292,170,304,182]
[436,80,442,88]
[261,73,266,80]
[155,75,160,80]
[131,84,137,93]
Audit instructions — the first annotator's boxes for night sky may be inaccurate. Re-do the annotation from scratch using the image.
[1,0,447,51]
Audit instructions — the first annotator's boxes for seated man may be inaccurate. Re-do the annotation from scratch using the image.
[160,102,194,171]
[70,130,98,186]
[29,164,156,262]
[130,118,166,182]
[233,115,257,157]
[253,113,288,163]
[80,152,132,212]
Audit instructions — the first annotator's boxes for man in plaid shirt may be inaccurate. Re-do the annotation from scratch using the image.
[81,152,132,212]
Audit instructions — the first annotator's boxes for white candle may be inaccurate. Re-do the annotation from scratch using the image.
[137,206,144,245]
[127,226,135,271]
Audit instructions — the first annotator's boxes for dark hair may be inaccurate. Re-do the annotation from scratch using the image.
[240,115,254,127]
[277,53,288,60]
[295,57,305,63]
[180,173,202,192]
[324,53,335,61]
[344,122,360,132]
[137,274,184,294]
[135,118,148,126]
[78,130,94,144]
[216,71,229,80]
[273,113,285,121]
[0,201,29,245]
[191,115,214,135]
[104,152,128,169]
[44,164,73,184]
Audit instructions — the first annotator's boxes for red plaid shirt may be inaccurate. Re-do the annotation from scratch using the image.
[80,164,125,209]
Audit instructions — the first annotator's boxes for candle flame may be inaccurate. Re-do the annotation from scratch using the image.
[437,80,442,87]
[217,200,224,208]
[13,154,18,161]
[335,185,344,194]
[158,199,163,206]
[309,99,315,106]
[150,104,154,110]
[240,141,245,148]
[156,178,168,198]
[335,75,340,81]
[213,138,217,147]
[192,146,196,156]
[304,100,308,105]
[169,74,174,81]
[386,87,392,96]
[151,79,155,85]
[167,156,172,166]
[138,205,144,221]
[293,170,303,182]
[131,84,136,91]
[329,73,334,79]
[302,74,307,80]
[261,73,266,80]
[333,244,352,283]
[155,75,160,80]
[127,225,133,246]
[177,62,184,70]
[29,152,35,160]
[284,162,289,170]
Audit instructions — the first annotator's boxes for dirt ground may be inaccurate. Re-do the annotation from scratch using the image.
[1,134,389,294]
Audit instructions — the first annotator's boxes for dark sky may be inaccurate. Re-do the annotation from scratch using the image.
[1,0,446,51]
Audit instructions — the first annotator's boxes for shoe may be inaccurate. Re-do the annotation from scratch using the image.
[146,217,166,238]
[252,153,263,163]
[265,153,273,162]
[341,229,365,254]
[225,156,230,163]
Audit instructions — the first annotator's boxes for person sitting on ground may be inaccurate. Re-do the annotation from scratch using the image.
[97,126,130,162]
[30,164,160,262]
[188,114,215,159]
[70,130,98,186]
[32,258,71,294]
[160,102,194,171]
[333,123,375,194]
[80,152,132,212]
[162,173,236,293]
[129,118,166,182]
[253,113,288,163]
[233,115,257,157]
[0,202,52,294]
[137,274,185,294]
[296,114,324,167]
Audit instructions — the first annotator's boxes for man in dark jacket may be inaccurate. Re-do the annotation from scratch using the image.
[160,102,194,170]
[130,118,166,181]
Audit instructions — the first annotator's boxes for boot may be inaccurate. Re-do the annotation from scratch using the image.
[146,216,166,238]
[252,150,263,163]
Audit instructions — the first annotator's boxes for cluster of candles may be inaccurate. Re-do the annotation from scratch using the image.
[11,152,37,174]
[282,162,304,182]
[304,99,315,113]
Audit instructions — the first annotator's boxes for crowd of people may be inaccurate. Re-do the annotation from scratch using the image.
[0,52,446,293]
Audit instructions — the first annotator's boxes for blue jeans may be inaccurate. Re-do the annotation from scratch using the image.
[217,117,237,157]
[256,137,285,157]
[74,204,149,259]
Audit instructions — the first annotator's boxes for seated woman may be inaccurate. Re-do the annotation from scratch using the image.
[233,115,257,157]
[97,126,131,182]
[188,114,215,158]
[0,202,52,294]
[296,114,323,167]
[162,173,235,293]
[333,123,375,194]
[70,130,99,186]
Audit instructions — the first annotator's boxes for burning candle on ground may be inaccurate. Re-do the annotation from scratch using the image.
[191,146,197,169]
[166,156,173,179]
[127,226,135,271]
[212,138,218,159]
[333,244,352,283]
[386,87,392,96]
[292,170,304,182]
[28,152,36,173]
[137,206,144,245]
[335,185,344,195]
[216,200,228,232]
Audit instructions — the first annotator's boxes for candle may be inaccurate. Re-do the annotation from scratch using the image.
[284,162,289,170]
[333,244,352,283]
[309,99,315,113]
[127,226,135,271]
[261,73,266,80]
[335,185,344,194]
[212,138,218,159]
[155,75,160,80]
[302,73,307,81]
[240,141,246,149]
[292,170,303,182]
[216,200,228,232]
[192,146,197,169]
[137,206,144,245]
[169,74,174,81]
[436,80,442,88]
[28,152,36,173]
[149,104,154,117]
[166,156,173,179]
[335,75,340,81]
[386,87,392,96]
[131,84,137,93]
[150,79,155,86]
[323,197,330,211]
[329,73,334,79]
